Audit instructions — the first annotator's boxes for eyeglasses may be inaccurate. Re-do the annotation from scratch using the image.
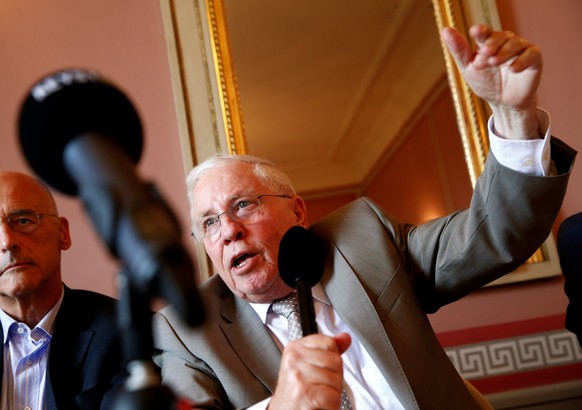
[193,194,291,241]
[0,211,59,233]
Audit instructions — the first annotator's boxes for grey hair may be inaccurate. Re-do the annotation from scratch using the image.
[185,154,296,219]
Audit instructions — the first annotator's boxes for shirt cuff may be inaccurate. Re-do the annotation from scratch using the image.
[247,397,271,410]
[488,108,551,176]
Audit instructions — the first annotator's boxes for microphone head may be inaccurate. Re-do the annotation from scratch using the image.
[278,225,325,288]
[18,68,143,195]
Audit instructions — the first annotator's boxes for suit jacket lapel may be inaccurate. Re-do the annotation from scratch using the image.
[47,288,94,407]
[322,247,418,410]
[219,294,281,394]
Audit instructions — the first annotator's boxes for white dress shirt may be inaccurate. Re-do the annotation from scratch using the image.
[0,288,64,410]
[251,284,406,409]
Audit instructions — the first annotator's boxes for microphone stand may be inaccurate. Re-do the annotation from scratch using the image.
[111,268,179,410]
[17,71,204,409]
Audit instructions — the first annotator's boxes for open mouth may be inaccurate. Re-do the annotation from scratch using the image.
[232,253,254,269]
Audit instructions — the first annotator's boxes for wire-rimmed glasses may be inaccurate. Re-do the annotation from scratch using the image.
[192,194,291,241]
[0,211,59,233]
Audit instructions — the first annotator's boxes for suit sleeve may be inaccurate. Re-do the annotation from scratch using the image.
[151,310,231,409]
[405,137,576,311]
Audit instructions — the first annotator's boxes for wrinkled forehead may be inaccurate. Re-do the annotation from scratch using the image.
[190,163,266,217]
[0,172,56,215]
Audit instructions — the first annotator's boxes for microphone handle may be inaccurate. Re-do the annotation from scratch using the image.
[296,279,318,336]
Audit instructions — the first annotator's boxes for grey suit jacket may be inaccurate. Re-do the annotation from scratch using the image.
[153,138,575,409]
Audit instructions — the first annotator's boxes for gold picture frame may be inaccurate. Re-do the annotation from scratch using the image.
[160,0,561,284]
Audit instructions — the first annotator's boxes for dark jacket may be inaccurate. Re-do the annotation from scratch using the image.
[0,286,127,410]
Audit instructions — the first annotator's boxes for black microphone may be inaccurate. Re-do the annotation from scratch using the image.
[278,225,325,336]
[18,68,204,327]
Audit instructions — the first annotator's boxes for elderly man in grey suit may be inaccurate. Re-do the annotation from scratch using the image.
[152,24,576,409]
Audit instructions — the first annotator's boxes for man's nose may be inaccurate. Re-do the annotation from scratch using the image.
[218,213,244,242]
[0,223,18,252]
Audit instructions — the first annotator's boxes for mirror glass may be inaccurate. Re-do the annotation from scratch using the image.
[222,0,454,198]
[160,0,561,284]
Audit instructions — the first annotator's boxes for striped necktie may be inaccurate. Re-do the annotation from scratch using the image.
[271,292,353,409]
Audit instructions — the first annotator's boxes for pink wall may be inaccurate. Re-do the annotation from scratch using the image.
[0,1,193,299]
[1,1,580,336]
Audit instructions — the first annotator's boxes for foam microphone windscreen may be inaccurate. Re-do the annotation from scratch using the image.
[278,225,325,288]
[18,69,143,195]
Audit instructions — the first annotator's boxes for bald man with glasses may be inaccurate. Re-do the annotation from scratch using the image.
[0,170,127,410]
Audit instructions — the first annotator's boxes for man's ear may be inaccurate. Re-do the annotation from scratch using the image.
[58,217,72,251]
[292,196,308,227]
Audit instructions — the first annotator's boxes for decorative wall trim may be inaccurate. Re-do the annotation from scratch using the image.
[445,329,582,380]
[438,314,582,397]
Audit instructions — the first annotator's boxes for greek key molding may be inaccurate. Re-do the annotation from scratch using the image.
[445,329,582,379]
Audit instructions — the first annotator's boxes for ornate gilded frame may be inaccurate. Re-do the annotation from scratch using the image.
[160,0,561,285]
